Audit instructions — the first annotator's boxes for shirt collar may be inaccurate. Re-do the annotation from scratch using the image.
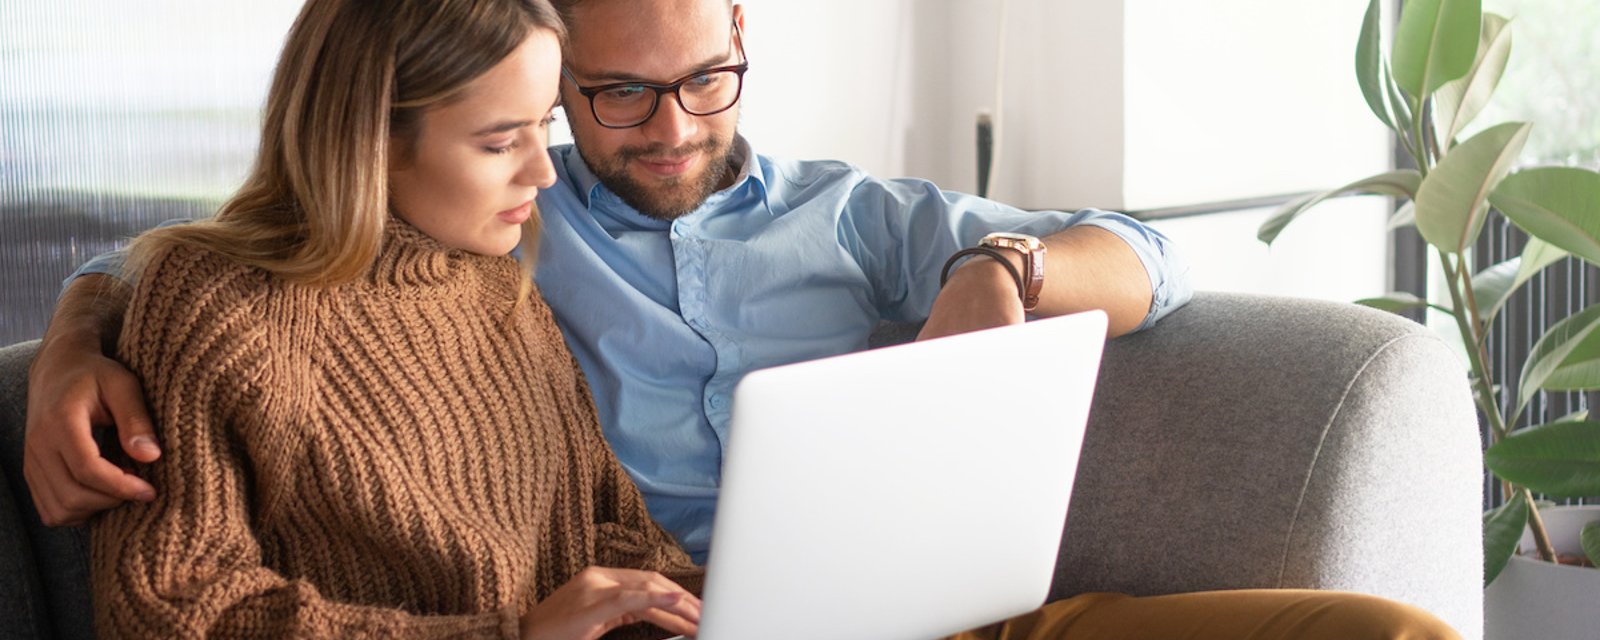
[556,134,772,219]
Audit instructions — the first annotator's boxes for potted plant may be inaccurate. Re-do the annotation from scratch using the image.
[1257,0,1600,636]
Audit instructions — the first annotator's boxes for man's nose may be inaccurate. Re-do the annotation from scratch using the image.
[638,92,698,148]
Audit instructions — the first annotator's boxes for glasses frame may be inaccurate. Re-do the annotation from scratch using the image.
[562,21,749,130]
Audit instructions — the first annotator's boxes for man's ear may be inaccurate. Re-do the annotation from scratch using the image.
[733,3,745,34]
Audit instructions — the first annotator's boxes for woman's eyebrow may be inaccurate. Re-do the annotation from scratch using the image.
[472,119,535,136]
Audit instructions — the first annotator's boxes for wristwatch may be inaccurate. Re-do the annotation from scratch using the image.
[978,232,1047,311]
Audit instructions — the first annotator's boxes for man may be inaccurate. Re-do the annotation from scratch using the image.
[29,0,1182,547]
[25,0,1460,637]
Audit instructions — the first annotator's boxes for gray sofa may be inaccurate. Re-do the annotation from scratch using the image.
[0,292,1483,638]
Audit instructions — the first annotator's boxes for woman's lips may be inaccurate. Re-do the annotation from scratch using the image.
[497,200,533,224]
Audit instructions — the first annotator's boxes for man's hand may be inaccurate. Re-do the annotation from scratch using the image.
[23,274,157,527]
[521,567,701,640]
[917,254,1026,342]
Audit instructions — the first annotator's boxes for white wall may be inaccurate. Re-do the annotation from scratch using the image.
[732,0,1392,302]
[735,0,1388,207]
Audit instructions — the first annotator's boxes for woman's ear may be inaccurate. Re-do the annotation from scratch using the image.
[388,135,411,173]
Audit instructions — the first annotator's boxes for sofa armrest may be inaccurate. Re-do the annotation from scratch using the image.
[1,339,95,640]
[1053,292,1481,638]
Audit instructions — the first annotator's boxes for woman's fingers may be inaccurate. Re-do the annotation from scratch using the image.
[525,567,702,640]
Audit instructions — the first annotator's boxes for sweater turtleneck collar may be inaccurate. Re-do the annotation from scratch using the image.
[368,216,470,292]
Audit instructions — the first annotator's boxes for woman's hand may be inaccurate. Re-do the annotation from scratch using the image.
[521,567,701,640]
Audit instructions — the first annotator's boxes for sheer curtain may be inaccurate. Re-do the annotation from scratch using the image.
[0,1,300,345]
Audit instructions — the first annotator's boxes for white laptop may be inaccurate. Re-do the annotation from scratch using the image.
[678,310,1108,640]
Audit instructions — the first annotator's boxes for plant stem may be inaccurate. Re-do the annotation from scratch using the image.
[1439,250,1508,440]
[1439,249,1559,564]
[1523,487,1560,563]
[1411,99,1435,172]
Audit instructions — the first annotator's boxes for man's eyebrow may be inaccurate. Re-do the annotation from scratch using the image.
[580,52,731,84]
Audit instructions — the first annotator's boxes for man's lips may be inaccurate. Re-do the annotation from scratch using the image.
[635,153,695,177]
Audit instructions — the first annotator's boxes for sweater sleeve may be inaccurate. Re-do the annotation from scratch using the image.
[92,245,520,639]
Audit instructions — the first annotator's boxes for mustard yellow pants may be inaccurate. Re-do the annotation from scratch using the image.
[946,590,1460,640]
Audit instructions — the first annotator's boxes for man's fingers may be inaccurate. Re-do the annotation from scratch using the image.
[26,450,119,526]
[23,450,73,526]
[61,429,155,502]
[101,370,160,463]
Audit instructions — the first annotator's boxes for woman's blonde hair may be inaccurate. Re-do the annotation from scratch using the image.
[130,0,565,293]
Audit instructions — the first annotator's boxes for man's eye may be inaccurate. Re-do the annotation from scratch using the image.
[599,85,647,101]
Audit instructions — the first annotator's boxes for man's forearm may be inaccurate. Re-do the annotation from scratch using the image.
[1033,225,1152,336]
[952,225,1151,337]
[39,274,133,359]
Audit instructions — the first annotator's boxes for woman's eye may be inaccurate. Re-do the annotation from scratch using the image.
[486,142,519,155]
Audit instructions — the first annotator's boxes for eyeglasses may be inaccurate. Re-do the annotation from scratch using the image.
[562,21,748,129]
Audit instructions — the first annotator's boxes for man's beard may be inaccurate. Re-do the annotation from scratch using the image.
[578,132,736,221]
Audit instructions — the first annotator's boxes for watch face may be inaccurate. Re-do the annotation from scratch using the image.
[983,232,1044,249]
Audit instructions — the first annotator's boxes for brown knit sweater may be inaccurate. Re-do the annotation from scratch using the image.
[92,220,701,638]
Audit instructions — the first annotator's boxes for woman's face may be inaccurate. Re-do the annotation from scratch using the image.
[389,29,562,256]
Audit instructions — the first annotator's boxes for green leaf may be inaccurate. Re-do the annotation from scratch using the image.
[1393,0,1483,97]
[1519,303,1600,413]
[1356,292,1452,316]
[1472,258,1521,320]
[1388,201,1417,230]
[1414,122,1531,253]
[1356,0,1396,130]
[1517,237,1569,283]
[1546,326,1600,391]
[1483,491,1528,586]
[1474,238,1569,325]
[1485,420,1600,497]
[1385,61,1416,138]
[1555,409,1591,424]
[1258,171,1422,245]
[1584,521,1600,568]
[1491,167,1600,267]
[1434,13,1512,148]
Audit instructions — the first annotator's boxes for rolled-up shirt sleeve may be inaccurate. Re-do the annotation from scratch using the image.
[59,218,194,298]
[1068,210,1193,332]
[841,175,1191,332]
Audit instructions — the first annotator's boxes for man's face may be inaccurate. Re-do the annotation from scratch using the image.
[561,0,744,220]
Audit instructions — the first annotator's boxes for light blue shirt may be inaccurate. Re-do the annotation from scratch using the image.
[70,136,1191,562]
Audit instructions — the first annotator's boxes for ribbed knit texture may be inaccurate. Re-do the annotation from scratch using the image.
[92,219,701,639]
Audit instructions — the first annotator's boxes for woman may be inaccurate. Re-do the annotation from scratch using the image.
[91,0,700,637]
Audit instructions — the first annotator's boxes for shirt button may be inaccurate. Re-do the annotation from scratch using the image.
[709,393,728,410]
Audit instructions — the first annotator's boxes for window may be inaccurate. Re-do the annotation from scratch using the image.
[0,1,302,345]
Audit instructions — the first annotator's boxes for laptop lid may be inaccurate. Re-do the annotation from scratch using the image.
[694,310,1108,640]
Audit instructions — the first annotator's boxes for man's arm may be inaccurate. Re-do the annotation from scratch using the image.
[920,224,1152,340]
[24,273,160,526]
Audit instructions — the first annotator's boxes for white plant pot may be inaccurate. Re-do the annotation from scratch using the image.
[1483,505,1600,640]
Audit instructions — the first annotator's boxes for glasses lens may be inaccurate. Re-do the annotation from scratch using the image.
[678,69,742,115]
[591,69,744,128]
[592,85,656,127]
